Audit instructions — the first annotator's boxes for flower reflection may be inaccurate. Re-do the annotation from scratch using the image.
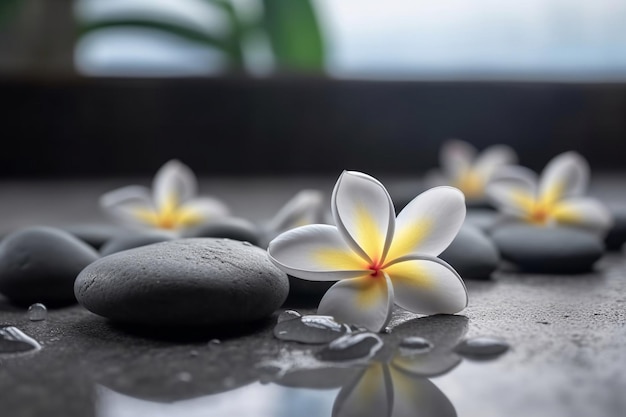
[274,315,468,417]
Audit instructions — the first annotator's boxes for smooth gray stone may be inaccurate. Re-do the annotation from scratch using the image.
[100,231,174,256]
[183,217,261,247]
[492,225,604,273]
[605,207,626,250]
[75,238,289,326]
[464,208,499,233]
[61,224,127,249]
[440,225,500,280]
[0,227,99,304]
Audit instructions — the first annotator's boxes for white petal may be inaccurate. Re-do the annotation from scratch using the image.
[440,139,476,179]
[332,364,393,417]
[152,160,198,209]
[389,368,457,417]
[539,151,589,203]
[268,224,368,281]
[178,197,229,226]
[552,197,613,235]
[318,273,394,332]
[385,255,467,315]
[99,185,156,227]
[266,190,326,235]
[485,166,538,217]
[473,144,518,178]
[331,171,395,265]
[387,187,466,260]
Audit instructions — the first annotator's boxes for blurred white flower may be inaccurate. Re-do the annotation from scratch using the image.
[486,151,612,235]
[100,160,228,232]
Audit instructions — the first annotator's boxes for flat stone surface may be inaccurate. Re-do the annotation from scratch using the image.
[492,224,604,273]
[0,177,625,417]
[76,238,289,326]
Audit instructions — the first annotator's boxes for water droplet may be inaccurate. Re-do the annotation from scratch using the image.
[398,337,433,355]
[208,339,221,346]
[316,332,383,362]
[0,326,41,353]
[273,315,350,344]
[189,350,199,357]
[455,337,509,359]
[382,326,392,334]
[277,310,302,323]
[27,303,47,321]
[177,372,192,382]
[241,241,252,247]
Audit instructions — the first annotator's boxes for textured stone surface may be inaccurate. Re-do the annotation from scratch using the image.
[492,225,604,273]
[75,238,289,326]
[440,225,500,280]
[0,227,99,304]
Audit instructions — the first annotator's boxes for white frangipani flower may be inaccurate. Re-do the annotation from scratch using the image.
[268,171,468,332]
[486,151,612,234]
[100,160,228,232]
[428,139,517,201]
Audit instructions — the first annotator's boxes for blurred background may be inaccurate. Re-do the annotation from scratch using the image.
[1,0,625,177]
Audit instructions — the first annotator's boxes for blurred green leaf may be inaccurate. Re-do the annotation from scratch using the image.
[261,0,325,71]
[0,0,22,27]
[80,19,228,51]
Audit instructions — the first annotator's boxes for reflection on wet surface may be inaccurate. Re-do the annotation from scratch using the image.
[94,315,473,417]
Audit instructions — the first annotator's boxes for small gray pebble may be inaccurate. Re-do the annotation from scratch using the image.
[0,227,99,304]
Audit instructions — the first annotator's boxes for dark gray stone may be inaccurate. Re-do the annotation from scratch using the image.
[605,207,626,250]
[492,225,604,273]
[440,225,500,280]
[286,276,334,302]
[75,238,289,326]
[61,224,127,249]
[0,227,99,304]
[183,217,261,247]
[100,231,174,256]
[464,208,499,233]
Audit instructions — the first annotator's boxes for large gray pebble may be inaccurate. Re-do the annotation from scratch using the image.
[464,209,499,233]
[100,231,174,256]
[440,226,500,280]
[492,225,604,273]
[183,217,261,247]
[605,207,626,250]
[0,227,100,304]
[75,238,289,326]
[61,224,128,249]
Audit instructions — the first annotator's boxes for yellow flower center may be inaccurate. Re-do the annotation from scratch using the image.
[455,170,484,199]
[133,194,204,230]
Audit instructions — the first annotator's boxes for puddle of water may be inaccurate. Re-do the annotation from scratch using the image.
[0,326,41,353]
[273,315,351,344]
[315,332,383,363]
